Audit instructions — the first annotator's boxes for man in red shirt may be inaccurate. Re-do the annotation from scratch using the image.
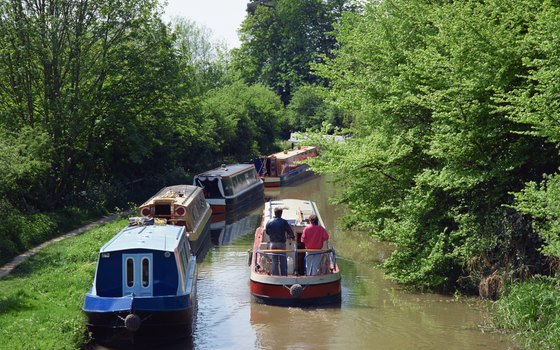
[301,214,329,275]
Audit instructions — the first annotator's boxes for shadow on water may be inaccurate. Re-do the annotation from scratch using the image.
[92,337,194,350]
[195,230,213,263]
[210,210,261,247]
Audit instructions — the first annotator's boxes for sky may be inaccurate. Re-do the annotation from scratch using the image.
[163,0,249,49]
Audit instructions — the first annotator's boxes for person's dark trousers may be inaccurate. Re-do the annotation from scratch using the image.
[270,242,287,276]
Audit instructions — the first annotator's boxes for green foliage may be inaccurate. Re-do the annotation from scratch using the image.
[501,2,560,144]
[513,173,560,258]
[0,127,52,208]
[494,276,560,349]
[201,80,284,161]
[234,0,354,103]
[0,219,127,349]
[286,85,347,132]
[0,0,232,211]
[311,0,560,291]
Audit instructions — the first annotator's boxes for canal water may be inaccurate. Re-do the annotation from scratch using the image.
[190,175,514,350]
[98,175,515,350]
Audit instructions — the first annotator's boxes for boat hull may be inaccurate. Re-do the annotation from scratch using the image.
[85,309,193,349]
[262,164,313,187]
[249,275,341,307]
[188,212,212,258]
[84,294,195,349]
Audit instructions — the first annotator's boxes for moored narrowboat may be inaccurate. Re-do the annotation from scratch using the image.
[83,223,197,348]
[253,146,318,187]
[249,199,341,306]
[138,185,211,256]
[193,164,264,219]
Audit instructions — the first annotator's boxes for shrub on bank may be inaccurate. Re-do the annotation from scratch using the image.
[494,276,560,349]
[0,200,104,266]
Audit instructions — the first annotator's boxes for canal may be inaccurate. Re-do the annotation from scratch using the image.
[190,175,514,350]
[100,175,514,349]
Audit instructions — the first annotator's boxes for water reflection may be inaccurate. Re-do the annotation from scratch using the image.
[210,210,261,246]
[250,303,341,350]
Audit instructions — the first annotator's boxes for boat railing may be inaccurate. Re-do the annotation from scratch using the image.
[255,248,336,276]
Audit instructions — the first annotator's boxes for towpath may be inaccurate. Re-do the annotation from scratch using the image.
[0,214,120,279]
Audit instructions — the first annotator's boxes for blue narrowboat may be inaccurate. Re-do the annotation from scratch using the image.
[83,223,197,348]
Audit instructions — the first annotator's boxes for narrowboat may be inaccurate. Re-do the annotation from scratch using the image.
[253,146,318,187]
[193,164,264,219]
[138,185,212,256]
[83,223,197,348]
[249,199,341,306]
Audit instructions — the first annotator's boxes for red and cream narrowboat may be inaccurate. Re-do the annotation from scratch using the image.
[138,185,212,256]
[253,146,318,187]
[249,199,341,306]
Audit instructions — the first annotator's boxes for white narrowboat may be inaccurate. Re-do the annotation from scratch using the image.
[249,199,341,306]
[193,164,264,220]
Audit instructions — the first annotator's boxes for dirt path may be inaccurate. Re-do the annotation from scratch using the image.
[0,214,120,279]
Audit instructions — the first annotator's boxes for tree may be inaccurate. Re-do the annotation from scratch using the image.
[200,81,284,162]
[285,84,347,132]
[234,0,354,104]
[0,0,175,208]
[171,17,230,95]
[507,2,560,261]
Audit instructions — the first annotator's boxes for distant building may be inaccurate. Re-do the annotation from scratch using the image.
[288,132,347,144]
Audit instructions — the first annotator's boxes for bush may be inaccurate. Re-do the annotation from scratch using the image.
[0,201,102,266]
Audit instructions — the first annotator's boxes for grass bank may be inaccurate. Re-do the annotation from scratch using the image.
[0,218,128,349]
[493,276,560,349]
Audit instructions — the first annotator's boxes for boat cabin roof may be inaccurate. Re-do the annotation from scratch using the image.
[195,163,255,179]
[100,224,185,253]
[264,199,322,228]
[140,185,201,207]
[267,146,317,161]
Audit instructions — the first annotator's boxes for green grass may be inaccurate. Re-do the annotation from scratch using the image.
[0,219,128,350]
[493,276,560,349]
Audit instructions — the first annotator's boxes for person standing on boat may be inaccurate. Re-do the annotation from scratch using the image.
[301,214,329,275]
[266,207,295,276]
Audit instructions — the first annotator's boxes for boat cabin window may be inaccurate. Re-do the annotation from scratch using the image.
[222,178,234,196]
[178,239,189,279]
[231,169,259,194]
[196,195,206,215]
[142,258,150,288]
[126,258,134,288]
[197,178,221,198]
[155,204,171,216]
